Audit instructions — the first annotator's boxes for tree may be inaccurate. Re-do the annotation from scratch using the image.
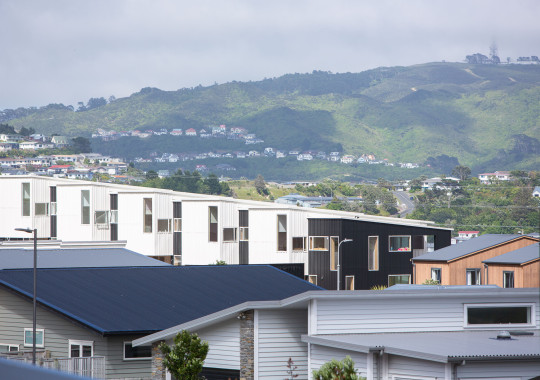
[452,165,471,181]
[254,174,269,196]
[158,330,209,380]
[71,137,92,153]
[312,356,365,380]
[86,97,107,110]
[203,174,221,195]
[146,170,158,180]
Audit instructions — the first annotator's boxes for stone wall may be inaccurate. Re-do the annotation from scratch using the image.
[151,341,166,380]
[239,310,254,380]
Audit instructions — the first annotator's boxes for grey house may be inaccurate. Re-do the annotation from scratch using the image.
[0,265,320,379]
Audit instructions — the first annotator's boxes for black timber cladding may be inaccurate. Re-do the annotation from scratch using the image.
[239,210,248,264]
[308,218,451,290]
[173,202,182,257]
[50,186,57,238]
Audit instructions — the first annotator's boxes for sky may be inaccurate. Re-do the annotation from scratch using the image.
[1,0,539,110]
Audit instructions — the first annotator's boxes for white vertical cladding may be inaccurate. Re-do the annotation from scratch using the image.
[154,192,173,256]
[194,317,240,371]
[31,177,52,238]
[220,200,239,264]
[182,200,221,265]
[256,309,308,380]
[91,185,111,241]
[118,192,156,256]
[57,184,94,241]
[289,208,309,270]
[248,208,286,264]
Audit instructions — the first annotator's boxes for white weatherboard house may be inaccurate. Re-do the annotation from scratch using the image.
[135,286,540,380]
[0,176,450,287]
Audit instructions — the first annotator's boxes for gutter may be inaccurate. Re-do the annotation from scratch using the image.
[369,347,384,380]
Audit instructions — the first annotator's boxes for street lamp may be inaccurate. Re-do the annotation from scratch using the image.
[15,227,37,365]
[337,238,353,290]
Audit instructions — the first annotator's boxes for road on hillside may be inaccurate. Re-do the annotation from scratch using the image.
[393,191,415,217]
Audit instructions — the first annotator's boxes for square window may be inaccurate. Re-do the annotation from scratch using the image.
[223,227,237,242]
[292,237,306,251]
[389,236,411,252]
[95,211,109,225]
[309,236,329,251]
[24,329,44,348]
[35,203,49,216]
[157,219,172,233]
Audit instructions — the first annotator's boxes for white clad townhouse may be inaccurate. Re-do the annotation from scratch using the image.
[135,286,540,380]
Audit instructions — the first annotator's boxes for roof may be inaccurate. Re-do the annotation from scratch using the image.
[302,330,540,363]
[483,243,540,265]
[0,265,321,335]
[0,248,170,270]
[413,234,531,262]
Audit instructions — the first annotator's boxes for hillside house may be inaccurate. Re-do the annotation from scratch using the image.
[185,128,197,136]
[478,171,511,184]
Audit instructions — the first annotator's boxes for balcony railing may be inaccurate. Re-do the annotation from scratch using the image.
[1,354,105,379]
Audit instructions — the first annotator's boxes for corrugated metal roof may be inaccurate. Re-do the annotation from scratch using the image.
[483,244,540,264]
[0,248,170,269]
[304,330,540,362]
[0,266,320,335]
[413,234,524,262]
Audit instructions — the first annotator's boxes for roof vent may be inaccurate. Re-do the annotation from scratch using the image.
[497,330,511,340]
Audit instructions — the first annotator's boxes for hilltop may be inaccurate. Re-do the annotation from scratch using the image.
[2,62,540,173]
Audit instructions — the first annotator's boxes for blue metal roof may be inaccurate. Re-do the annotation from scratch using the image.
[483,244,540,265]
[0,248,170,270]
[0,266,321,335]
[413,234,527,262]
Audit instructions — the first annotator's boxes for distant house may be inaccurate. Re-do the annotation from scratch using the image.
[170,129,183,136]
[19,141,54,150]
[478,171,511,184]
[0,143,14,152]
[51,136,69,147]
[340,154,356,164]
[458,231,479,239]
[533,186,540,197]
[297,153,313,161]
[276,151,287,158]
[185,128,197,136]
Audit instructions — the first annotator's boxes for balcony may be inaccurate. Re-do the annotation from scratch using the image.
[2,354,105,379]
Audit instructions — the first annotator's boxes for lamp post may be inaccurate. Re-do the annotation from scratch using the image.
[336,238,353,290]
[15,227,37,365]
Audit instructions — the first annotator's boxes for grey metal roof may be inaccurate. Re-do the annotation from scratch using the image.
[483,244,540,265]
[0,248,170,269]
[413,234,527,262]
[303,330,540,363]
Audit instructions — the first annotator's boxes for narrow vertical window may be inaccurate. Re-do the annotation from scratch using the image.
[503,271,514,288]
[330,236,339,271]
[277,215,287,251]
[209,206,218,242]
[345,275,355,290]
[368,236,379,271]
[431,268,441,284]
[22,183,30,216]
[143,198,152,233]
[81,190,90,224]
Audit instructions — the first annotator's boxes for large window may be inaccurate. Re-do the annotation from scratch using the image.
[34,203,49,216]
[465,304,532,326]
[209,206,218,242]
[69,340,93,358]
[368,236,379,271]
[24,329,44,348]
[143,198,152,233]
[466,268,481,285]
[431,268,441,284]
[388,275,411,287]
[503,271,514,288]
[292,237,306,251]
[389,236,411,252]
[309,236,329,251]
[157,219,172,233]
[223,227,237,242]
[124,342,152,360]
[22,183,30,216]
[81,190,90,224]
[330,237,339,271]
[277,215,287,251]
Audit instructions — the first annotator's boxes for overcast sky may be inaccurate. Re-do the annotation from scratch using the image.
[1,0,539,110]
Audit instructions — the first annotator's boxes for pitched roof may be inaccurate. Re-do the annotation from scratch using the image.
[483,243,540,265]
[0,248,170,270]
[413,234,529,262]
[0,265,320,335]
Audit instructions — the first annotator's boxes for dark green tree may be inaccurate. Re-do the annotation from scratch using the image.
[71,137,92,153]
[146,170,158,180]
[203,174,221,195]
[254,174,269,196]
[312,356,364,380]
[158,330,209,380]
[452,165,472,181]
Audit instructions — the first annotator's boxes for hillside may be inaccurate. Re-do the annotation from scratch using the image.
[3,62,540,172]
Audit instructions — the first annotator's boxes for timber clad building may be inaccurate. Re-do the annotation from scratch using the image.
[0,176,452,289]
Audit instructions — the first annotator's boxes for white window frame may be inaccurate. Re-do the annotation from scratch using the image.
[466,268,481,285]
[503,271,514,288]
[309,236,329,251]
[223,227,237,242]
[123,341,152,361]
[50,201,57,216]
[431,268,441,283]
[388,274,411,287]
[368,236,379,271]
[157,219,172,233]
[143,198,153,233]
[239,227,249,241]
[22,183,31,217]
[68,339,94,358]
[0,343,19,353]
[110,209,118,224]
[389,235,411,252]
[34,202,49,216]
[292,237,306,251]
[307,275,317,285]
[173,217,182,232]
[463,303,535,328]
[23,328,44,348]
[94,210,109,225]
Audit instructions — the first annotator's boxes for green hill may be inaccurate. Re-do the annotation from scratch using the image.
[3,62,540,172]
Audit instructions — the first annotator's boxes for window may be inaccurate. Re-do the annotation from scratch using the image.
[292,237,306,251]
[239,227,249,241]
[209,206,218,242]
[309,236,329,251]
[223,227,237,242]
[110,210,118,224]
[173,218,182,232]
[34,203,49,216]
[503,271,514,288]
[50,202,57,216]
[431,268,441,284]
[277,215,287,251]
[465,304,532,326]
[466,268,481,285]
[81,190,90,224]
[330,236,339,271]
[24,329,44,348]
[69,340,93,358]
[124,342,152,360]
[157,219,172,233]
[388,275,411,287]
[368,236,379,271]
[95,211,109,225]
[22,183,30,216]
[0,344,18,353]
[345,275,355,290]
[389,236,411,252]
[143,198,152,233]
[307,275,317,285]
